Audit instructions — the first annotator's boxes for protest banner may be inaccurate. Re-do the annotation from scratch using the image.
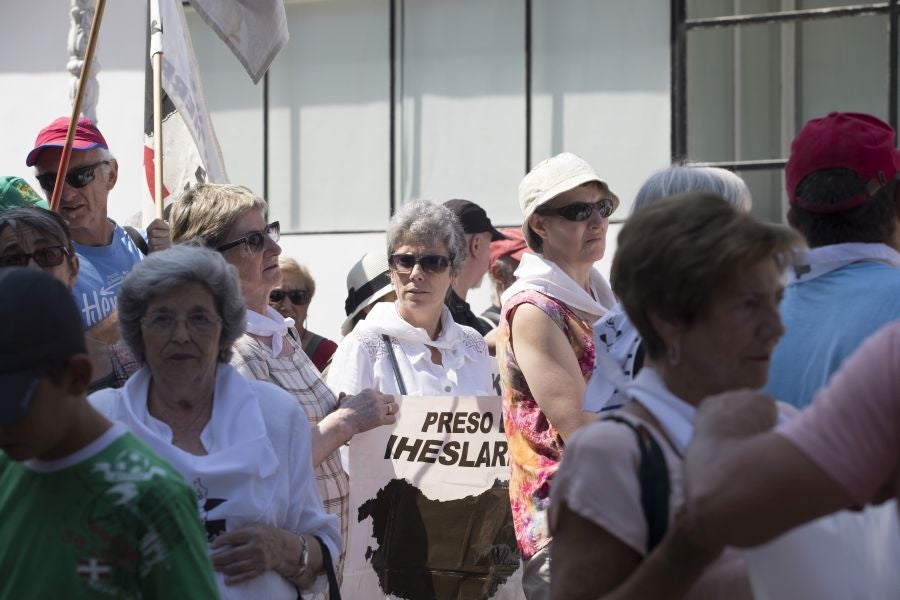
[343,396,524,600]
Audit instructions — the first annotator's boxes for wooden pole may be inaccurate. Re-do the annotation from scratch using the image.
[50,0,107,212]
[152,51,164,219]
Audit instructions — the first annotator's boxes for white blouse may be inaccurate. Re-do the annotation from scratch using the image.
[327,302,498,397]
[89,363,341,600]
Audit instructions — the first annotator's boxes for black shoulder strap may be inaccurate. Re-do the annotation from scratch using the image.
[124,225,150,256]
[382,334,407,395]
[602,415,670,553]
[313,535,342,600]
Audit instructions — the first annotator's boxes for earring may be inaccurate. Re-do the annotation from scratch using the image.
[667,340,680,366]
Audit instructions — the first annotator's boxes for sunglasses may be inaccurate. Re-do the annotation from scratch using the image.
[35,161,110,194]
[270,288,311,306]
[388,253,451,274]
[536,198,615,222]
[0,245,70,268]
[216,221,280,253]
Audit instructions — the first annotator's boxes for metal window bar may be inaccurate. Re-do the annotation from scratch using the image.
[671,0,900,163]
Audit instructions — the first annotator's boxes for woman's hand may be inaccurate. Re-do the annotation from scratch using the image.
[336,389,398,436]
[209,524,289,586]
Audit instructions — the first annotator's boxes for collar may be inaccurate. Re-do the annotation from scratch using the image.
[789,243,900,284]
[245,306,295,357]
[502,252,615,320]
[358,302,474,370]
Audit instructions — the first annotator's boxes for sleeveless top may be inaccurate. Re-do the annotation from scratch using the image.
[496,289,595,559]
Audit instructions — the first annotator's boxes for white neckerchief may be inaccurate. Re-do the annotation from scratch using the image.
[502,252,615,321]
[245,306,295,357]
[358,302,471,370]
[584,303,641,412]
[788,243,900,284]
[622,367,696,456]
[115,363,280,524]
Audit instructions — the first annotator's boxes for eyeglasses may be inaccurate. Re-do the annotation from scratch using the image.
[536,198,615,222]
[388,253,452,274]
[140,311,222,336]
[0,245,70,268]
[35,161,110,194]
[216,221,280,253]
[270,288,311,306]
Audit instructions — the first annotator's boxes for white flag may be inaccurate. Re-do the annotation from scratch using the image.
[187,0,289,84]
[144,0,228,208]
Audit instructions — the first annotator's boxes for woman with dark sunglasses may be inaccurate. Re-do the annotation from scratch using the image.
[328,200,496,399]
[496,152,620,598]
[270,257,338,372]
[170,183,395,585]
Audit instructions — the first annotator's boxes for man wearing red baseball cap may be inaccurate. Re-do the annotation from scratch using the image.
[763,111,900,409]
[27,116,171,341]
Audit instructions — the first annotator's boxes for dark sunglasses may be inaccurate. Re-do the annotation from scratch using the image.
[388,253,451,274]
[35,161,110,194]
[270,288,311,305]
[536,198,615,222]
[216,221,280,253]
[0,245,70,268]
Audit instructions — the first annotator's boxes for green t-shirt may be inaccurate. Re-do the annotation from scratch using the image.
[0,424,219,599]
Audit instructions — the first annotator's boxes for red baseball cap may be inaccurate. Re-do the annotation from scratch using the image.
[489,227,531,268]
[25,116,109,166]
[785,112,900,213]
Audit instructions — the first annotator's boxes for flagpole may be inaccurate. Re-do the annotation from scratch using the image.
[51,0,107,213]
[152,50,164,219]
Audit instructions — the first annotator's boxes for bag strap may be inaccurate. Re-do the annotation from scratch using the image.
[381,334,407,395]
[313,535,342,600]
[124,225,150,256]
[602,414,670,553]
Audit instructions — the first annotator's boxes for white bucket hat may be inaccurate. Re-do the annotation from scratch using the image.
[518,152,618,250]
[341,249,394,336]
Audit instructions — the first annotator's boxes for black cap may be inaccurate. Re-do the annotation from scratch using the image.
[0,268,86,425]
[443,199,508,241]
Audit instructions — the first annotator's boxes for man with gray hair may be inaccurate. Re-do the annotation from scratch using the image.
[26,116,171,342]
[764,111,900,408]
[442,199,507,336]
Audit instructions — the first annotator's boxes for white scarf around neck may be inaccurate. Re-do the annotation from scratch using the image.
[502,252,615,321]
[245,306,295,357]
[789,242,900,284]
[358,302,475,370]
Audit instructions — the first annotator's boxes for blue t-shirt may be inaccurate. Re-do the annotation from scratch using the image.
[72,223,144,329]
[764,261,900,409]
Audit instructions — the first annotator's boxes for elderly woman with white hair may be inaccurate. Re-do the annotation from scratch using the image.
[586,165,753,412]
[328,200,495,397]
[497,152,619,598]
[89,245,341,598]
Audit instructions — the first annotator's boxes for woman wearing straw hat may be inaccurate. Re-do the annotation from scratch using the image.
[339,249,396,338]
[497,152,619,598]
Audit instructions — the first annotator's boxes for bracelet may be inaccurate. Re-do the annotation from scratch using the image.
[284,533,309,580]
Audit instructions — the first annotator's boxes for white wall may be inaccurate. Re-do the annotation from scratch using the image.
[0,0,664,343]
[0,0,146,227]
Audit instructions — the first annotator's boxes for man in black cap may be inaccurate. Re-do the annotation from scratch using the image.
[0,268,217,597]
[443,199,507,337]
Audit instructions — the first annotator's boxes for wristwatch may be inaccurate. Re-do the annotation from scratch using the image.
[287,533,309,580]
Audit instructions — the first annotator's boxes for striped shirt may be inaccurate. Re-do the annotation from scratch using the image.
[231,329,349,585]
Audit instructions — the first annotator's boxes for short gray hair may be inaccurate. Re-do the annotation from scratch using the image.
[169,183,268,249]
[386,200,467,274]
[118,244,246,363]
[633,166,752,214]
